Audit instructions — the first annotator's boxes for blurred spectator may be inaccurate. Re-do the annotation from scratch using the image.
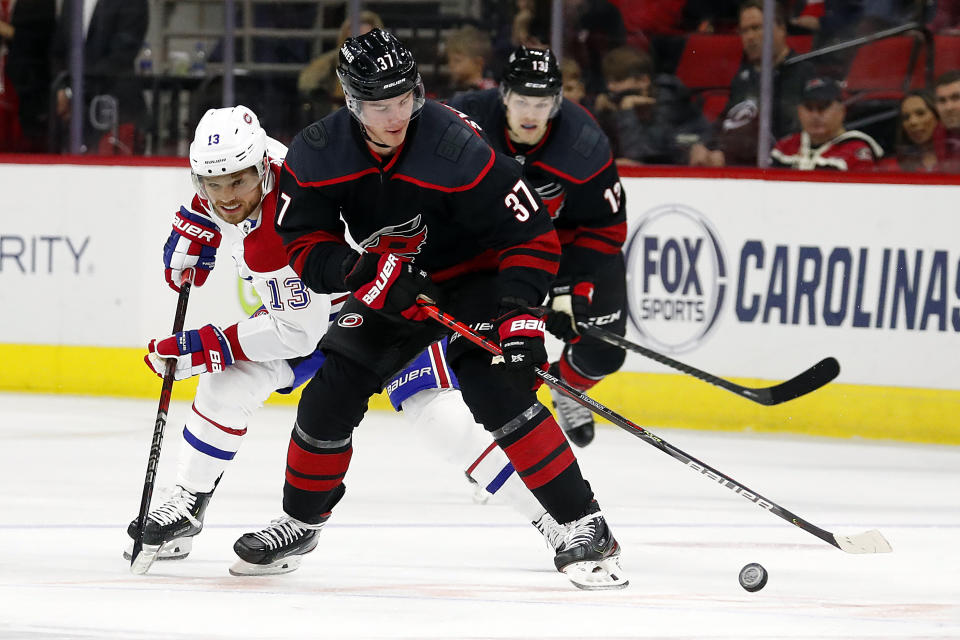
[1,0,56,152]
[563,0,627,96]
[560,56,587,106]
[928,0,960,33]
[51,0,148,154]
[489,0,551,81]
[444,25,497,97]
[858,0,924,34]
[933,70,960,169]
[879,90,943,171]
[771,76,883,170]
[786,0,824,33]
[683,0,742,33]
[689,0,816,167]
[607,0,686,52]
[593,46,709,165]
[298,11,383,119]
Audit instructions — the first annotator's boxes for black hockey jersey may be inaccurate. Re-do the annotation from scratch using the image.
[446,89,626,278]
[276,100,560,307]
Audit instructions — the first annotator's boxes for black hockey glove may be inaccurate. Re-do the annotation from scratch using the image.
[495,299,548,390]
[545,279,595,343]
[343,252,438,321]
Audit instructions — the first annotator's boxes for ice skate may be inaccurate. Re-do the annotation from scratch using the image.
[549,365,595,447]
[230,516,325,576]
[532,511,566,552]
[554,502,628,590]
[125,486,213,573]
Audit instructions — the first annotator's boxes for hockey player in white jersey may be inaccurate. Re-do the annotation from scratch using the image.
[128,105,567,575]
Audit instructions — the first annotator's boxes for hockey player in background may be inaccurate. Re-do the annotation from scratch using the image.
[235,29,627,589]
[128,105,567,574]
[446,47,628,448]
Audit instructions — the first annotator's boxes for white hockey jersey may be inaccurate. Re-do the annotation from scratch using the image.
[185,143,335,363]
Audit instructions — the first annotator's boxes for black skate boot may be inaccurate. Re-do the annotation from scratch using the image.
[125,485,213,573]
[549,363,595,447]
[230,515,326,576]
[554,502,628,590]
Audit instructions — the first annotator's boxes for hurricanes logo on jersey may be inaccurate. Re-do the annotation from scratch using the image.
[360,215,428,257]
[536,182,566,219]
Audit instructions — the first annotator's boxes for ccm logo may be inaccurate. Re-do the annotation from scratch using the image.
[361,254,400,305]
[509,319,545,332]
[174,217,217,243]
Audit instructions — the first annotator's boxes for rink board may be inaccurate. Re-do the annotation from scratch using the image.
[2,158,959,444]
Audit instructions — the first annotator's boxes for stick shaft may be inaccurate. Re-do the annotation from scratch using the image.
[418,301,843,551]
[129,277,193,565]
[578,322,838,406]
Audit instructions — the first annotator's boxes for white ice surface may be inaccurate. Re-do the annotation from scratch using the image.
[0,393,957,639]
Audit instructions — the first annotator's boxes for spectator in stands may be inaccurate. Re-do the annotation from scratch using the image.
[683,0,742,34]
[443,26,497,97]
[0,0,56,152]
[880,90,943,172]
[771,76,883,170]
[560,57,587,106]
[593,46,709,165]
[933,70,960,165]
[689,0,816,167]
[298,11,383,118]
[786,0,824,33]
[51,0,148,155]
[928,0,960,33]
[563,0,627,96]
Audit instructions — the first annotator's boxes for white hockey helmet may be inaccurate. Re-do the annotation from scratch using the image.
[189,105,268,199]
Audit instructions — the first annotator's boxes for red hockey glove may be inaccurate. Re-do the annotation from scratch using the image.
[495,301,548,390]
[344,252,438,322]
[546,279,595,343]
[145,324,240,380]
[163,207,222,292]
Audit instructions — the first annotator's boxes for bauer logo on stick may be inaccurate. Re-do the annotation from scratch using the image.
[624,204,727,354]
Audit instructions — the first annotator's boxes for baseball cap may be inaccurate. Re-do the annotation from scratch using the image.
[801,76,843,104]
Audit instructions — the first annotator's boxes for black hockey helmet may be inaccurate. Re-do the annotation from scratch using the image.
[502,46,562,98]
[337,28,425,121]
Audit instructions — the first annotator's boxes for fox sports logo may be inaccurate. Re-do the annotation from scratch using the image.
[625,204,727,353]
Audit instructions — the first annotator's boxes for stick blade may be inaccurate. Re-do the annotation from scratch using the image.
[834,529,892,554]
[766,357,840,405]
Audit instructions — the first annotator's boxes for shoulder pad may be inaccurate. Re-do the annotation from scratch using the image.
[536,100,612,182]
[396,101,495,190]
[284,110,369,187]
[302,120,328,150]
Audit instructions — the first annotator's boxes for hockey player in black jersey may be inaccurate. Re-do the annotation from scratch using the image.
[232,29,627,590]
[446,47,628,448]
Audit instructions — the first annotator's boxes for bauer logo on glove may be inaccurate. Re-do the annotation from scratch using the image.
[145,324,242,380]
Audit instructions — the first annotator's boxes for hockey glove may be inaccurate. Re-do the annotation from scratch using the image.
[163,207,222,292]
[343,252,438,322]
[495,301,548,390]
[545,279,595,343]
[145,324,239,380]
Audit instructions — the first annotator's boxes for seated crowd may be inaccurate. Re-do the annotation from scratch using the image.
[4,0,960,172]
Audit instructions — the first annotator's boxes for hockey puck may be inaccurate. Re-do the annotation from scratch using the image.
[738,563,768,592]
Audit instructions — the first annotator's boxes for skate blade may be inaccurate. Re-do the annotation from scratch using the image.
[228,555,304,576]
[129,544,162,575]
[562,557,629,590]
[123,537,193,561]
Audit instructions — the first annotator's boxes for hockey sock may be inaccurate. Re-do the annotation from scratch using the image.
[492,404,593,523]
[177,402,246,493]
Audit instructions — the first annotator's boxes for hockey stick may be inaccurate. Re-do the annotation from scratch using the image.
[417,297,891,555]
[575,322,840,406]
[130,270,194,573]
